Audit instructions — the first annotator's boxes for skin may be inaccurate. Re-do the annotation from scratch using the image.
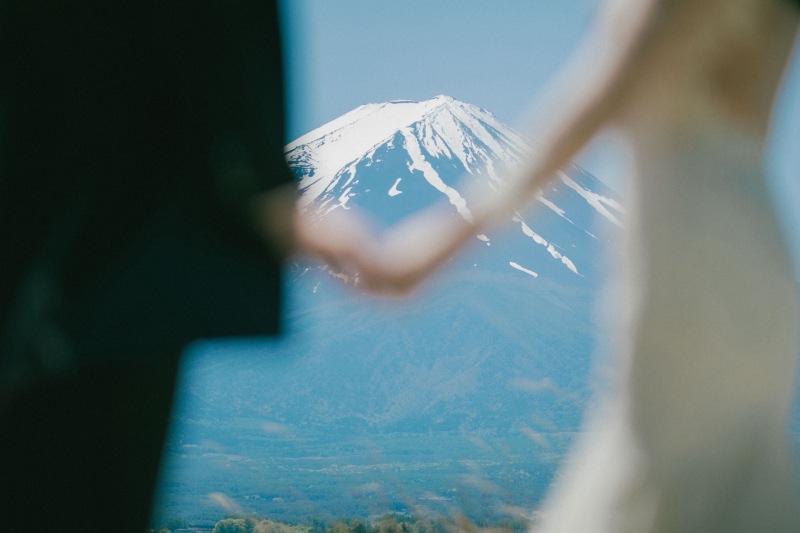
[249,183,379,280]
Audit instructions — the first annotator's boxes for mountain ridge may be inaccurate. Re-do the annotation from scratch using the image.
[288,95,530,213]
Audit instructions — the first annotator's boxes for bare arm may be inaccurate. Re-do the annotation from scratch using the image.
[366,0,686,293]
[472,0,685,225]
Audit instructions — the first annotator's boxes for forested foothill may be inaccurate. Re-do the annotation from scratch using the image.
[150,512,529,533]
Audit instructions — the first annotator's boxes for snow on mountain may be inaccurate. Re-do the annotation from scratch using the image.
[286,95,623,285]
[288,95,529,211]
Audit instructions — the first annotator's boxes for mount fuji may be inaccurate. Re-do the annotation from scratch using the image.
[288,94,622,286]
[157,96,624,524]
[271,95,623,431]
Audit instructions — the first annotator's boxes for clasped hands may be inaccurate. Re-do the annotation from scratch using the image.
[294,203,478,296]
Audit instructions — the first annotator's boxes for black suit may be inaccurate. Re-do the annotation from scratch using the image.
[0,1,293,529]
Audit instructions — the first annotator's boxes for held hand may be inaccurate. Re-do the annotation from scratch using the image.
[293,207,380,286]
[358,206,477,295]
[295,204,476,296]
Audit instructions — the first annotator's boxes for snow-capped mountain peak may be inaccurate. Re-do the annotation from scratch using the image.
[287,95,529,210]
[286,95,622,285]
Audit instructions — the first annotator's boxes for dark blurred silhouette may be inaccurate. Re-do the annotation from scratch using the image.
[0,1,370,530]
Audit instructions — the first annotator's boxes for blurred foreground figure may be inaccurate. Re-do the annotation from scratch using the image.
[0,1,370,530]
[361,0,800,531]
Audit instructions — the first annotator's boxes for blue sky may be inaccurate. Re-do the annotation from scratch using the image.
[279,0,598,139]
[279,1,800,260]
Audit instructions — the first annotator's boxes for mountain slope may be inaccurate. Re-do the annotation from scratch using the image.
[157,96,622,524]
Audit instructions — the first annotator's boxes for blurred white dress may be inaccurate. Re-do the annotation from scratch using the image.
[534,1,800,531]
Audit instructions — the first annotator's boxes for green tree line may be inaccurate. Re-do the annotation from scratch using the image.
[152,513,527,533]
